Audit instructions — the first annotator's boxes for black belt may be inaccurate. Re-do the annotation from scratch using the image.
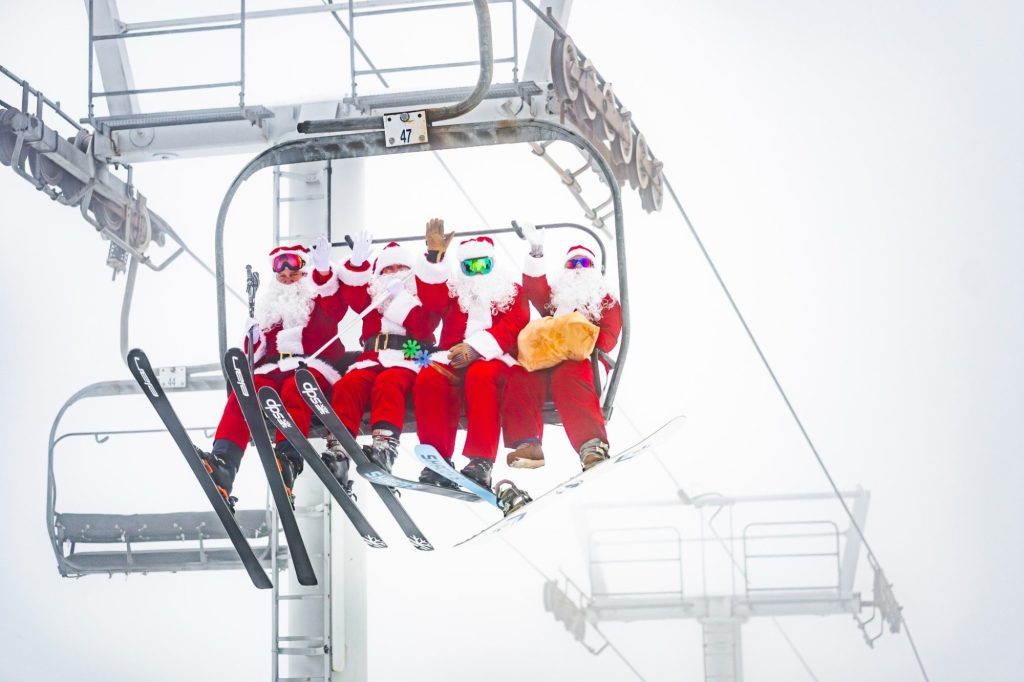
[363,333,433,354]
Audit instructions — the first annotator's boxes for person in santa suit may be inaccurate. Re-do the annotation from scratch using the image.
[413,219,530,489]
[329,241,441,473]
[501,222,622,471]
[201,233,373,504]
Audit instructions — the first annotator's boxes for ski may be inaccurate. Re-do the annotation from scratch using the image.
[223,348,318,585]
[294,368,435,551]
[413,444,501,508]
[258,386,387,549]
[453,415,687,547]
[126,349,273,590]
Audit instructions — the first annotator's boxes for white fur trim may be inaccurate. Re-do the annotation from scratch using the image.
[429,350,451,365]
[566,245,600,268]
[463,301,493,339]
[522,253,546,277]
[276,326,304,355]
[416,254,450,284]
[338,261,372,286]
[315,270,340,297]
[302,357,342,385]
[465,330,503,361]
[374,244,415,274]
[347,359,380,372]
[382,291,418,327]
[457,239,495,261]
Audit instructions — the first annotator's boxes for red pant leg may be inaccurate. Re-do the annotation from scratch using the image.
[280,367,333,442]
[414,364,461,460]
[549,359,607,452]
[462,359,509,461]
[501,365,550,448]
[369,367,416,434]
[214,370,284,451]
[330,366,380,436]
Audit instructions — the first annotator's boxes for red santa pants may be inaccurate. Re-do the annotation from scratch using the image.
[214,367,332,452]
[414,359,510,461]
[501,359,607,453]
[331,365,416,436]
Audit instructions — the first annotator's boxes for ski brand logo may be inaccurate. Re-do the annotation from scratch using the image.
[363,534,387,549]
[133,358,160,397]
[230,356,250,397]
[262,397,292,429]
[300,381,329,414]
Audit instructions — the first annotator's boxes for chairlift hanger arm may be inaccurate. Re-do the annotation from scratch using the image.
[297,0,493,134]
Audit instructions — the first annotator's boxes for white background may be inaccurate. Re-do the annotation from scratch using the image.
[1,1,1021,680]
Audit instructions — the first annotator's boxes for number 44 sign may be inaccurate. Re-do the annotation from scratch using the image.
[383,111,428,148]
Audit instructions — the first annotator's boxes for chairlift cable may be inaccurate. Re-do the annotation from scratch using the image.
[662,175,930,681]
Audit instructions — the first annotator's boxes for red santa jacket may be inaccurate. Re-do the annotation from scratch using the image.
[415,254,529,367]
[246,261,371,384]
[346,287,442,373]
[521,254,622,357]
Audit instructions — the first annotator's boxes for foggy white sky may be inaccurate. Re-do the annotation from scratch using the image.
[1,1,1022,680]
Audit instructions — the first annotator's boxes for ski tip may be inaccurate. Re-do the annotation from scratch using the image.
[297,573,319,586]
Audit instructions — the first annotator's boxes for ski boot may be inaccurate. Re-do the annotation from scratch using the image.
[321,440,354,498]
[495,479,533,516]
[460,457,494,490]
[419,458,460,490]
[275,441,305,509]
[367,429,399,474]
[200,439,242,510]
[507,439,545,469]
[579,438,610,471]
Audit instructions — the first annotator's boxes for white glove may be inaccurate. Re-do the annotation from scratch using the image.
[521,221,544,250]
[312,235,332,272]
[349,229,373,267]
[243,317,262,344]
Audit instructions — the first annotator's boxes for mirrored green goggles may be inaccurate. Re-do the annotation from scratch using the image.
[460,256,493,276]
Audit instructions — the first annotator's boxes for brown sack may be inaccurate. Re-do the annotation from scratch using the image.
[517,312,600,372]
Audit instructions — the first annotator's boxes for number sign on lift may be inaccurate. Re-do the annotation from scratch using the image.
[383,111,428,148]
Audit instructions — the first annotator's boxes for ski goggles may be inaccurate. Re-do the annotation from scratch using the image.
[272,252,306,273]
[460,256,493,276]
[565,256,594,270]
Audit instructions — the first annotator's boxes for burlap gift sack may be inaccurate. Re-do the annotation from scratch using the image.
[516,312,600,372]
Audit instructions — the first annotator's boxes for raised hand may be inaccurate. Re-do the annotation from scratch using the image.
[425,217,455,255]
[350,229,373,266]
[312,235,332,272]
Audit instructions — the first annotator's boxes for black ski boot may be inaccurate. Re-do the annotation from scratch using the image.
[419,458,459,490]
[200,439,243,510]
[460,457,494,490]
[275,441,305,508]
[368,429,399,474]
[321,439,353,498]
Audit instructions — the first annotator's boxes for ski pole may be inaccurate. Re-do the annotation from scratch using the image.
[245,264,260,368]
[307,269,416,361]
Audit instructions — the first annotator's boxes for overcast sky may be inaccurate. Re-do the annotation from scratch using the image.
[1,1,1022,680]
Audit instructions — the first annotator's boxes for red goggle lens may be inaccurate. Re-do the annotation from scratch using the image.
[272,252,306,273]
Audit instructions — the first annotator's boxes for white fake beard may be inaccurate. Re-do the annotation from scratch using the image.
[447,268,518,316]
[256,274,316,329]
[549,267,611,322]
[368,272,417,310]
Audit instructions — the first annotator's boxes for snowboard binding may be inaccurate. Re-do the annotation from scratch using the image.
[495,479,533,517]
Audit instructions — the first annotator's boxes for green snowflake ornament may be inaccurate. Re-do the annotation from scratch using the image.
[402,339,422,359]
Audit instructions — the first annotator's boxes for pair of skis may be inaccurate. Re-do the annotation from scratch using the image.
[129,347,445,588]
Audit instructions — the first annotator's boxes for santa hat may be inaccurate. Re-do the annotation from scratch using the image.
[457,236,495,261]
[268,244,310,268]
[565,244,600,268]
[373,241,414,274]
